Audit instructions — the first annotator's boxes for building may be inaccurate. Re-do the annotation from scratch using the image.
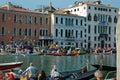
[0,2,52,47]
[0,1,119,50]
[61,0,118,49]
[51,10,85,48]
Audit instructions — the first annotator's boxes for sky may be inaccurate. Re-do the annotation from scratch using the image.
[0,0,120,10]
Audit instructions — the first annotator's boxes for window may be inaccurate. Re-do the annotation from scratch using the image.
[94,37,96,41]
[13,28,17,36]
[34,17,37,24]
[46,18,48,24]
[76,30,78,38]
[114,16,117,23]
[61,29,63,37]
[2,13,5,22]
[56,17,58,24]
[108,16,112,23]
[18,15,22,23]
[88,13,91,21]
[94,14,97,21]
[40,29,42,36]
[88,25,91,33]
[1,27,5,35]
[61,18,63,24]
[80,31,82,38]
[76,19,78,25]
[19,28,22,36]
[109,27,111,34]
[34,29,37,37]
[24,16,27,24]
[88,6,91,9]
[29,29,32,36]
[25,28,27,36]
[80,20,83,26]
[14,14,17,22]
[40,17,43,24]
[29,16,32,24]
[94,25,97,34]
[56,29,58,37]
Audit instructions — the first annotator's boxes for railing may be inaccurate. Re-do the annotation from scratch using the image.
[39,35,53,40]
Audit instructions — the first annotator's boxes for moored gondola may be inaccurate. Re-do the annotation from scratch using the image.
[92,64,116,71]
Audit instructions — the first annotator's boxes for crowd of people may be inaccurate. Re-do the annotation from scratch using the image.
[0,60,116,80]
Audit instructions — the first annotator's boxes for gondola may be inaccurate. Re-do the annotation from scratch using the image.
[59,66,87,78]
[59,66,96,80]
[92,64,116,71]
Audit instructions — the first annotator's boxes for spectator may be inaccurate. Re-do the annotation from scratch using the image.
[38,70,47,80]
[23,63,38,80]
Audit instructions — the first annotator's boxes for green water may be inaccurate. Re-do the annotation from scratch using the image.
[0,54,116,75]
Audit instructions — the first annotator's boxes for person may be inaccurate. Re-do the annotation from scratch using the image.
[94,70,103,80]
[8,69,19,80]
[86,59,90,71]
[38,70,47,80]
[23,63,38,80]
[0,71,7,80]
[51,65,57,74]
[99,59,103,70]
[51,69,60,78]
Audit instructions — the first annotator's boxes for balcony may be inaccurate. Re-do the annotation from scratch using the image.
[65,36,75,41]
[98,34,108,40]
[39,35,53,40]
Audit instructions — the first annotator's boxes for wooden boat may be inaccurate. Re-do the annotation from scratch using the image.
[0,62,23,70]
[59,66,96,80]
[74,69,96,80]
[92,64,116,71]
[59,66,87,78]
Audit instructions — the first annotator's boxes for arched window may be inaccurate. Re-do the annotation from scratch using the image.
[40,29,42,36]
[29,29,31,36]
[94,14,97,21]
[80,20,83,26]
[19,28,22,36]
[25,28,27,36]
[88,13,91,21]
[65,30,67,37]
[56,29,58,37]
[34,29,37,37]
[114,16,117,23]
[108,16,112,23]
[76,30,78,38]
[61,18,63,24]
[61,29,63,37]
[80,31,82,38]
[56,17,58,24]
[65,18,68,25]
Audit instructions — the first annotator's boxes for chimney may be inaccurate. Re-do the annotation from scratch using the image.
[7,2,11,10]
[95,0,101,4]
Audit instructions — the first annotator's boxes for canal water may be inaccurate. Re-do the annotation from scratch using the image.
[0,53,116,77]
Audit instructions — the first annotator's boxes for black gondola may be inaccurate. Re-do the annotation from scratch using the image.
[59,66,96,80]
[92,64,116,71]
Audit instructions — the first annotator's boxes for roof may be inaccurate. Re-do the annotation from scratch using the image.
[0,2,42,14]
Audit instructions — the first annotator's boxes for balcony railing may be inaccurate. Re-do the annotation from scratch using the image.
[39,35,53,40]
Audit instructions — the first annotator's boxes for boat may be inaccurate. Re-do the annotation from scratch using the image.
[74,69,96,80]
[0,62,23,70]
[92,64,116,71]
[59,66,87,78]
[58,66,96,80]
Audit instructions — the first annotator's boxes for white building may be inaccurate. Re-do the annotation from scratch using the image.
[51,11,85,48]
[57,0,119,49]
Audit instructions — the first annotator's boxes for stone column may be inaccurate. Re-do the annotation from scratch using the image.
[116,14,120,80]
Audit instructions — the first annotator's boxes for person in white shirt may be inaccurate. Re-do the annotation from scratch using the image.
[51,69,60,78]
